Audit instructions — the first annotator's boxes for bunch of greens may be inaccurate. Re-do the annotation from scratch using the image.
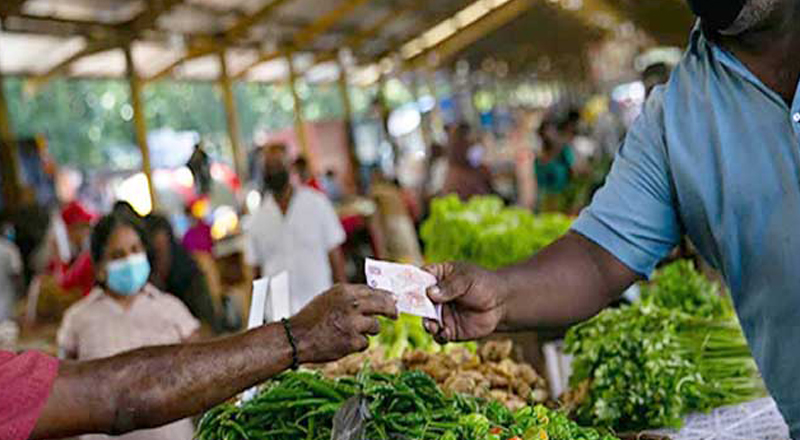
[564,261,765,432]
[372,314,476,358]
[421,195,571,270]
[196,370,618,440]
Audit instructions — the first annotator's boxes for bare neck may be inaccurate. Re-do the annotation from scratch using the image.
[275,186,294,215]
[718,4,800,105]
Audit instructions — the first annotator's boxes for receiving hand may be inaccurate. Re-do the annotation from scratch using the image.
[291,284,397,364]
[423,262,505,343]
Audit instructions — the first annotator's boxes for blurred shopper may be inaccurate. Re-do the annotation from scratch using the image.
[146,214,220,332]
[0,214,23,323]
[441,123,494,200]
[244,144,347,313]
[535,119,576,197]
[321,169,344,203]
[292,156,323,191]
[53,201,96,296]
[58,213,199,440]
[187,142,212,196]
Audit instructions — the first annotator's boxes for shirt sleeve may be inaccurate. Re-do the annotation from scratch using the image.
[159,294,201,339]
[571,88,681,277]
[317,195,346,251]
[0,351,59,440]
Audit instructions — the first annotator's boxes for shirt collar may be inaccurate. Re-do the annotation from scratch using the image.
[87,283,159,311]
[691,19,794,110]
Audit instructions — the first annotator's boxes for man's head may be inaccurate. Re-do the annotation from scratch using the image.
[61,201,95,251]
[263,143,291,194]
[687,0,781,35]
[293,156,311,181]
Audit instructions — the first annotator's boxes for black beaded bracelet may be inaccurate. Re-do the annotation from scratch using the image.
[281,318,299,370]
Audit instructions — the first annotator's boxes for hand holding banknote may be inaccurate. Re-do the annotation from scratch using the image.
[365,259,442,321]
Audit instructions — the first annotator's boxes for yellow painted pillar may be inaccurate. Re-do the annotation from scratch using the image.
[287,54,310,160]
[336,60,361,191]
[218,50,247,182]
[0,73,22,207]
[124,46,158,210]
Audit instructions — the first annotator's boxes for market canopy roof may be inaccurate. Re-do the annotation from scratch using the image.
[0,0,694,84]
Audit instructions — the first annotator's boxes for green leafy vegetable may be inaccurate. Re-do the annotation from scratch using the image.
[564,261,765,432]
[196,370,618,440]
[421,195,572,269]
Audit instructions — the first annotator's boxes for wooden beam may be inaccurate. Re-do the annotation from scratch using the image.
[407,0,537,69]
[3,14,119,39]
[287,54,310,160]
[225,0,294,41]
[336,60,361,191]
[311,0,425,66]
[236,0,375,79]
[124,45,158,211]
[28,39,121,91]
[218,51,246,182]
[0,72,23,207]
[27,0,185,88]
[149,0,297,81]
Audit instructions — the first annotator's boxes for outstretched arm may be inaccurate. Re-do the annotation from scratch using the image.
[424,232,640,342]
[31,284,397,439]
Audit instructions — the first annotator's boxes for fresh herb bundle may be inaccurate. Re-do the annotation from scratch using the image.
[564,261,765,432]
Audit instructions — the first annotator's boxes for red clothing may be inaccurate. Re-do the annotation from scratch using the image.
[0,351,59,440]
[182,222,214,254]
[58,251,95,296]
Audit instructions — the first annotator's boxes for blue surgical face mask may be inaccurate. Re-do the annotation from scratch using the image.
[105,252,151,296]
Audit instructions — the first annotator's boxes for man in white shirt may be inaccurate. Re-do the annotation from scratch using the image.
[244,144,347,313]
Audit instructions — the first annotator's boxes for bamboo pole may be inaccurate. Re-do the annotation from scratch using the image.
[218,50,247,182]
[287,54,310,160]
[124,46,158,211]
[336,59,361,192]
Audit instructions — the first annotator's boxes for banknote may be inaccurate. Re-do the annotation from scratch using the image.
[365,258,441,321]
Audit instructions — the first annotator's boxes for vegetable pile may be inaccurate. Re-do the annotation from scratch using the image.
[370,314,477,359]
[196,369,618,440]
[320,339,549,410]
[421,195,572,269]
[564,261,765,432]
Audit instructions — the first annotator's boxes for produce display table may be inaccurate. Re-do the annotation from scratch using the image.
[647,398,789,440]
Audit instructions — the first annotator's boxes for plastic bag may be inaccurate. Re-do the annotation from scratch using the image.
[331,395,371,440]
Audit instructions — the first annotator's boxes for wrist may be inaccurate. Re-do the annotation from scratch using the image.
[491,268,512,331]
[287,317,313,365]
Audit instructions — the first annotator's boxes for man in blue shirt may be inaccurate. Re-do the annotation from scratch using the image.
[424,0,800,436]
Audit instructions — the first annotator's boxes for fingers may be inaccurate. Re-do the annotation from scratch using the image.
[355,316,382,336]
[425,263,473,304]
[353,286,398,319]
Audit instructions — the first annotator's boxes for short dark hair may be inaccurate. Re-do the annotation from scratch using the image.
[90,213,150,264]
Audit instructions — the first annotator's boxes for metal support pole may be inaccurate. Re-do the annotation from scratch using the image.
[287,54,310,160]
[0,73,23,208]
[124,46,158,210]
[336,60,361,192]
[218,51,246,182]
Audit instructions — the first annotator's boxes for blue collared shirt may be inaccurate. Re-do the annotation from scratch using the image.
[573,26,800,436]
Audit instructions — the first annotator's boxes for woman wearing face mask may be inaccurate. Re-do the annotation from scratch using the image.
[57,213,199,440]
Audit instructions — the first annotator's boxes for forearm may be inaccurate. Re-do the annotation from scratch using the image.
[329,248,346,283]
[496,232,640,331]
[33,323,292,439]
